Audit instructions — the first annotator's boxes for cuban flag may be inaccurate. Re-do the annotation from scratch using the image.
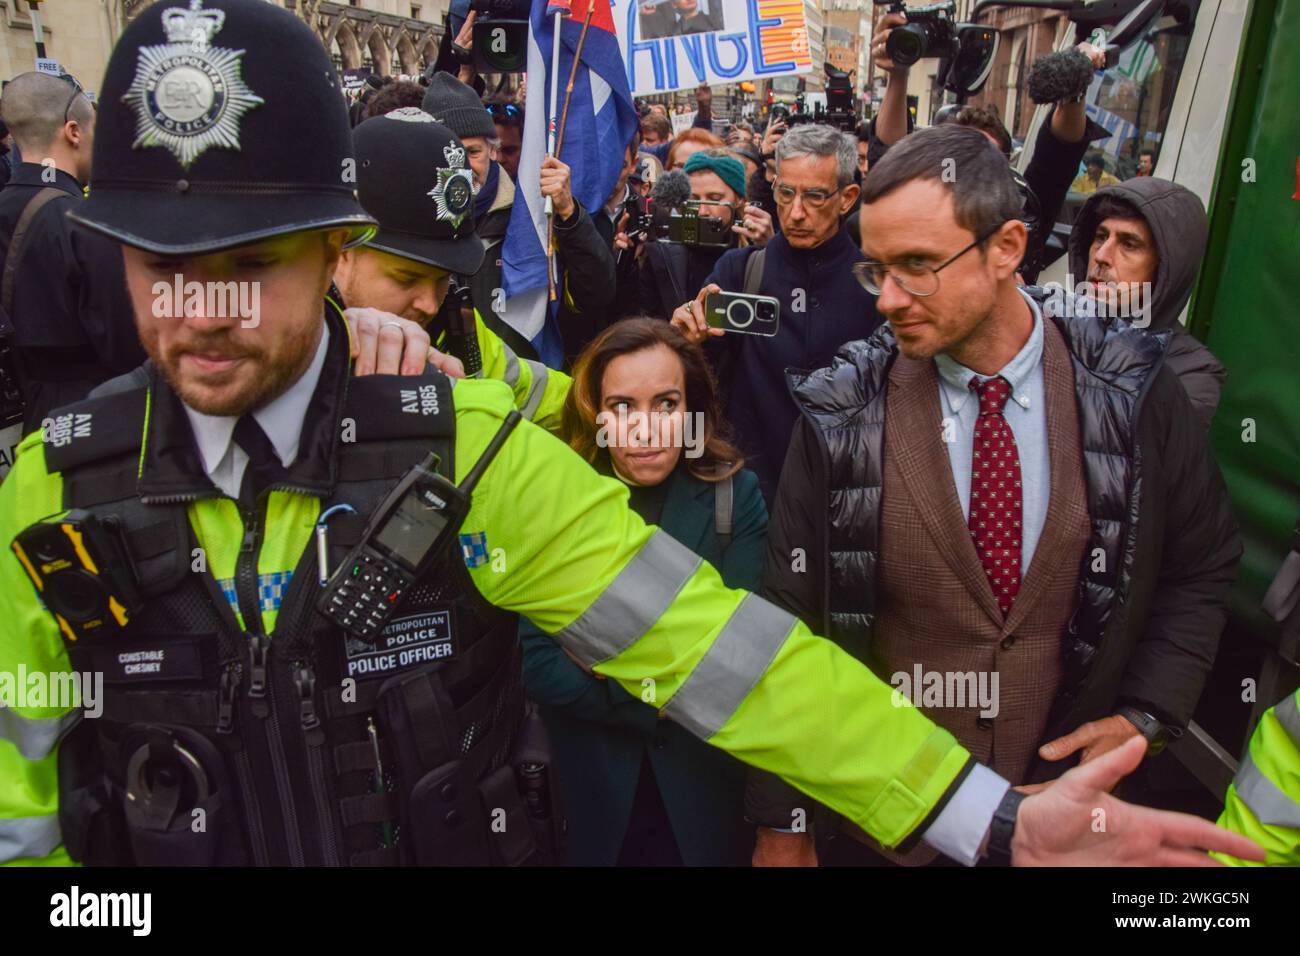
[501,0,639,369]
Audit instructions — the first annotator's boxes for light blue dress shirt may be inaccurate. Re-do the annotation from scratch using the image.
[932,289,1048,575]
[920,289,1050,863]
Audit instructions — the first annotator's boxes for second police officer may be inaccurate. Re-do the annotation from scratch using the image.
[333,109,570,434]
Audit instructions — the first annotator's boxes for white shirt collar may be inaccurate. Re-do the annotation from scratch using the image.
[183,324,330,497]
[934,288,1043,415]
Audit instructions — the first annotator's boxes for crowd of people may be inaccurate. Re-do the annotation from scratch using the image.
[0,0,1292,873]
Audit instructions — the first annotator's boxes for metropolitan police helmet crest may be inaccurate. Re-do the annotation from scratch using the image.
[69,0,376,256]
[351,112,485,276]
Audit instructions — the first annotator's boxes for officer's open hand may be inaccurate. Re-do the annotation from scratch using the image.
[670,284,725,345]
[540,156,577,221]
[1010,736,1264,865]
[344,308,464,379]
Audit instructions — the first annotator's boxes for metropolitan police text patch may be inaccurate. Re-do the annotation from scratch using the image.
[342,609,455,679]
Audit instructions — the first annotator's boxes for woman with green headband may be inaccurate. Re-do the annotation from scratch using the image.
[638,149,774,321]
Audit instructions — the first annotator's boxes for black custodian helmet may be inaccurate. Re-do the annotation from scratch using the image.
[68,0,376,255]
[352,109,485,277]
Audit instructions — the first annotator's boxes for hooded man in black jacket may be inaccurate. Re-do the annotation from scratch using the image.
[749,126,1240,867]
[1059,176,1225,428]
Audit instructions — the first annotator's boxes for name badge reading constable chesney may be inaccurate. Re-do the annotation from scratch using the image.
[123,0,265,168]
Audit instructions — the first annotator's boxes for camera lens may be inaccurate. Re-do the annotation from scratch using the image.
[46,570,106,623]
[757,302,777,322]
[725,298,755,329]
[887,24,927,67]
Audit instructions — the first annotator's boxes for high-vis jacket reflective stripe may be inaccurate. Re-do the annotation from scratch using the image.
[1,376,973,864]
[0,708,81,761]
[1215,690,1300,866]
[553,530,702,663]
[660,591,798,740]
[436,312,569,434]
[0,814,63,861]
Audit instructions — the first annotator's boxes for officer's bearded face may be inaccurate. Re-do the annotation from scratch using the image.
[335,247,451,327]
[123,230,346,417]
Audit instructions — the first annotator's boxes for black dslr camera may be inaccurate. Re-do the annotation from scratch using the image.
[666,201,733,248]
[886,1,998,96]
[779,65,857,133]
[822,64,857,132]
[468,0,530,72]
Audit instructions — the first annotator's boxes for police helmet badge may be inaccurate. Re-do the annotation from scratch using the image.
[427,144,473,229]
[385,107,435,123]
[123,0,265,169]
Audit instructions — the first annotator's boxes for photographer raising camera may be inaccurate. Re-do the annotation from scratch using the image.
[671,125,882,502]
[638,150,773,321]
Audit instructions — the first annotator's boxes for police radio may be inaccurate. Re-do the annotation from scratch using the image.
[317,410,522,641]
[12,510,144,642]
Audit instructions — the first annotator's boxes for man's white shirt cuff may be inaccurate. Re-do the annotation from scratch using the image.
[922,763,1010,866]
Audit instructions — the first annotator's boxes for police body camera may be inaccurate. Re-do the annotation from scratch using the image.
[12,510,144,642]
[886,1,998,96]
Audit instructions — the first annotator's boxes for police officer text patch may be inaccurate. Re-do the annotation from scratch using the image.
[343,610,455,679]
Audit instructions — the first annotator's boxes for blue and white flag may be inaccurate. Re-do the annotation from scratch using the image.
[501,0,639,369]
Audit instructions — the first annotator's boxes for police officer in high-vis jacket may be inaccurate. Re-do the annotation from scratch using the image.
[1215,690,1300,866]
[334,110,570,435]
[0,0,1262,868]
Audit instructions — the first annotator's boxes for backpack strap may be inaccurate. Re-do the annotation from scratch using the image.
[2,187,66,317]
[714,472,733,548]
[742,247,766,296]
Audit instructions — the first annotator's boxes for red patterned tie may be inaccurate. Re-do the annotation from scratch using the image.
[968,376,1022,616]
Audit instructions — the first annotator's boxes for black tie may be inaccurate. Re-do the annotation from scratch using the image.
[233,414,287,503]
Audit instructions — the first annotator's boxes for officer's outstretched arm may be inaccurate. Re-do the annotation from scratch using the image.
[0,432,82,866]
[472,311,571,435]
[453,380,969,849]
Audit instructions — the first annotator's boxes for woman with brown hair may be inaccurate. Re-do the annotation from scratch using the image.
[520,318,768,866]
[664,126,723,170]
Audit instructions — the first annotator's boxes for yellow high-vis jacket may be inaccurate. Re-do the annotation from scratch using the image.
[0,367,971,865]
[434,310,570,435]
[1215,690,1300,866]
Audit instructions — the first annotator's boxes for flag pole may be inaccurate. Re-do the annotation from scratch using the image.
[544,7,564,300]
[545,3,596,301]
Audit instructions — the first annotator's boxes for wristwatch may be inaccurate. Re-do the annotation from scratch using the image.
[1115,704,1169,755]
[986,788,1025,866]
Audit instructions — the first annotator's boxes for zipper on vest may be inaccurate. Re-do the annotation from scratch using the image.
[212,660,271,865]
[294,661,342,867]
[234,493,306,866]
[217,663,239,734]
